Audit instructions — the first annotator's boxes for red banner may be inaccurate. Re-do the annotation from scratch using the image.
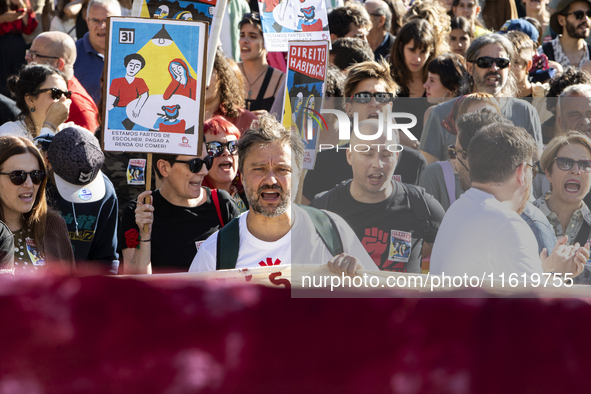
[288,44,327,79]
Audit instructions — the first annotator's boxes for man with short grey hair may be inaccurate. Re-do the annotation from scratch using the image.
[190,113,379,275]
[420,33,543,164]
[73,0,121,104]
[558,83,591,136]
[364,0,395,61]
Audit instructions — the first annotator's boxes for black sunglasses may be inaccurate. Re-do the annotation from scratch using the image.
[206,140,238,157]
[351,91,394,104]
[554,157,591,172]
[470,57,510,69]
[172,156,214,173]
[564,10,591,20]
[0,170,46,186]
[447,145,469,171]
[32,88,72,100]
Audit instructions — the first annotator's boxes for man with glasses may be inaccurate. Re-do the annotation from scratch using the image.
[364,0,394,61]
[420,34,543,165]
[540,0,591,68]
[27,32,99,133]
[431,121,587,281]
[73,0,121,105]
[120,144,240,274]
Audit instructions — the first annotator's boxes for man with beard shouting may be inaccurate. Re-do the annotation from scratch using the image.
[189,113,378,275]
[430,122,589,282]
[540,0,591,69]
[419,34,543,165]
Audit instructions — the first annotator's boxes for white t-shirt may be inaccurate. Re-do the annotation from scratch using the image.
[430,188,543,278]
[189,205,379,272]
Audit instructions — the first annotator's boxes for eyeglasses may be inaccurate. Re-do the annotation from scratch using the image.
[447,145,469,171]
[26,49,59,61]
[0,170,46,186]
[172,156,214,173]
[564,10,591,20]
[88,18,107,25]
[554,157,591,172]
[469,57,511,69]
[524,162,539,177]
[206,141,238,157]
[32,88,72,100]
[351,92,394,104]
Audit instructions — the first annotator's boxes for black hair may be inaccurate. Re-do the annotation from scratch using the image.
[124,53,146,68]
[6,63,68,120]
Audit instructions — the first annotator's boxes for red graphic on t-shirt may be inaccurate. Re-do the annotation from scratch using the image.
[259,257,282,267]
[361,227,388,267]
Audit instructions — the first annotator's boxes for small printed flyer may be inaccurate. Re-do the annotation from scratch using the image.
[388,230,412,263]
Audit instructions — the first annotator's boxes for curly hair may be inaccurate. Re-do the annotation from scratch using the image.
[213,48,245,119]
[404,0,451,54]
[546,66,591,114]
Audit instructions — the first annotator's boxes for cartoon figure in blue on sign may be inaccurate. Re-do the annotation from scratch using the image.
[107,53,150,130]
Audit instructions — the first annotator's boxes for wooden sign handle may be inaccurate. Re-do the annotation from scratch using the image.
[144,153,152,233]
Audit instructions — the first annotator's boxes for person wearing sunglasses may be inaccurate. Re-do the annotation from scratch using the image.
[539,0,591,69]
[420,33,543,165]
[202,117,249,214]
[0,64,73,139]
[533,132,591,284]
[121,143,240,274]
[431,122,588,282]
[301,60,428,205]
[0,136,74,275]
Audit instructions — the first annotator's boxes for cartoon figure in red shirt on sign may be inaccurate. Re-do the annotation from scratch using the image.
[107,53,149,130]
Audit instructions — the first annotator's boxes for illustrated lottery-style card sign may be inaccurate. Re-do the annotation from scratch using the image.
[103,18,208,155]
[131,0,224,84]
[257,0,330,52]
[282,41,328,170]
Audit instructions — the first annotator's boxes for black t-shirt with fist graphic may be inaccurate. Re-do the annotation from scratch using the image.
[310,180,444,273]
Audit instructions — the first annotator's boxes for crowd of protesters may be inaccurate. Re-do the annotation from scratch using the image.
[2,0,591,284]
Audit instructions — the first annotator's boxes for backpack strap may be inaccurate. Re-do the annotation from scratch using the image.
[574,219,591,246]
[402,183,431,238]
[215,205,344,270]
[299,205,344,256]
[437,161,456,206]
[215,217,240,270]
[211,189,224,228]
[542,42,555,62]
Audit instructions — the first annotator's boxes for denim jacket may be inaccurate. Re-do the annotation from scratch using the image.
[520,202,557,255]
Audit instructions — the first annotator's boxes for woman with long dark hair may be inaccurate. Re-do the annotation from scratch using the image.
[0,136,74,274]
[237,12,284,113]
